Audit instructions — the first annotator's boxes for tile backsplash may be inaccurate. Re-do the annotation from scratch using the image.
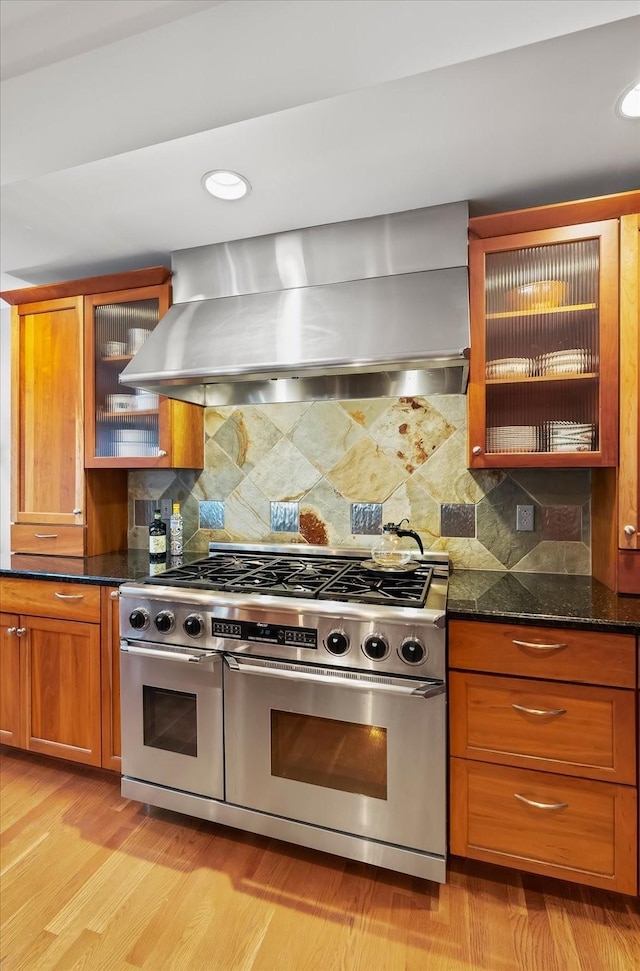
[128,396,591,574]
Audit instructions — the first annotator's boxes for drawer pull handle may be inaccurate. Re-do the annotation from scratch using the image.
[511,703,567,718]
[54,592,84,601]
[514,793,568,811]
[512,638,567,652]
[34,533,58,539]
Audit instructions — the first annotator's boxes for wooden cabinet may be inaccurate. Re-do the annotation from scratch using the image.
[2,265,204,556]
[449,619,638,894]
[467,220,619,468]
[0,578,102,766]
[593,212,640,594]
[84,280,203,470]
[101,586,121,770]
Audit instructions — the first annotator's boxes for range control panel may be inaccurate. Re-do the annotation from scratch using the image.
[119,588,445,681]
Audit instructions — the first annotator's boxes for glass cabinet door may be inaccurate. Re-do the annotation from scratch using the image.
[468,221,619,468]
[84,284,170,467]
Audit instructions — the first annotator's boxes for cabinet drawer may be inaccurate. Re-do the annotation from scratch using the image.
[450,758,637,894]
[11,524,85,557]
[0,577,100,623]
[449,619,636,688]
[449,672,636,783]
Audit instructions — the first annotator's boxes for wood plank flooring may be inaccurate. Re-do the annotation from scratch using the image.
[1,746,639,971]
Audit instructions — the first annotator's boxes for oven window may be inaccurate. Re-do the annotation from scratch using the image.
[143,685,197,757]
[270,710,387,800]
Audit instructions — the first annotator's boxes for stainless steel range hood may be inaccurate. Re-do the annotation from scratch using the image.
[120,203,470,406]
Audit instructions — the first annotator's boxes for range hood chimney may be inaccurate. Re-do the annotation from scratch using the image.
[120,202,470,406]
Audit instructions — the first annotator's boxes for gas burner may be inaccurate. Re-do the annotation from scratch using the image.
[144,549,437,608]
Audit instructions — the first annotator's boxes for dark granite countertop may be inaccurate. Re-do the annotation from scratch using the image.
[1,552,639,633]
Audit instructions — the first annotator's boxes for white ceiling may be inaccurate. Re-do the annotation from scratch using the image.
[1,0,639,295]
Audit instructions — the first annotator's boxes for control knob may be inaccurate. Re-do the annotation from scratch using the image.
[399,637,427,665]
[362,633,389,660]
[155,610,175,634]
[184,614,205,638]
[129,608,149,631]
[325,629,350,655]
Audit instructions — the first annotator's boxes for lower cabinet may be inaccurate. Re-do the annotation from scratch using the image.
[449,619,638,895]
[0,577,109,768]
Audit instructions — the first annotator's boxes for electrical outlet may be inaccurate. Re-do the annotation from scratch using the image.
[516,504,534,531]
[159,499,172,520]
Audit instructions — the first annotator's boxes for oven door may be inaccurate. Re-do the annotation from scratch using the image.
[120,640,224,800]
[223,656,446,855]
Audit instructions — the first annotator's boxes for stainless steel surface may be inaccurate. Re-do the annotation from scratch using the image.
[224,654,446,856]
[172,204,469,302]
[120,777,446,883]
[120,205,470,405]
[119,541,449,882]
[120,640,224,801]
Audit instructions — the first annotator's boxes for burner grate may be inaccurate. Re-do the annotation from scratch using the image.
[144,551,433,607]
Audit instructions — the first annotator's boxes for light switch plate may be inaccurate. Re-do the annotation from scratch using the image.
[159,499,173,520]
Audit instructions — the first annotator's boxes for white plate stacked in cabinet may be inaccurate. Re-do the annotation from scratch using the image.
[448,620,637,894]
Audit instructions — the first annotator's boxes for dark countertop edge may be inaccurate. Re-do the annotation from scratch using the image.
[0,567,129,586]
[446,608,639,635]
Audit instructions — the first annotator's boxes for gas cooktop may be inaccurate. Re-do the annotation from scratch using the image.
[144,548,436,608]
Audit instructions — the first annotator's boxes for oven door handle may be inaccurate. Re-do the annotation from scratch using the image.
[224,656,445,698]
[121,642,220,664]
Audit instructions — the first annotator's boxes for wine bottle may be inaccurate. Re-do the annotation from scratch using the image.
[149,509,167,562]
[169,501,183,555]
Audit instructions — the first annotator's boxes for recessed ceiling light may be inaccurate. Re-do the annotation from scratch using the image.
[616,80,640,119]
[201,170,251,200]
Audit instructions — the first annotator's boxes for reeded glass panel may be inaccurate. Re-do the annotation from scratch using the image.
[484,240,600,455]
[94,299,160,458]
[143,685,197,757]
[270,710,387,800]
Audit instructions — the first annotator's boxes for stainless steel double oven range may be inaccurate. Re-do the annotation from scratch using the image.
[119,543,449,882]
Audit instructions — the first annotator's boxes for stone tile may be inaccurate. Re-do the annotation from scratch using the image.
[204,406,232,441]
[541,505,582,542]
[581,500,591,546]
[258,402,312,434]
[299,478,353,547]
[510,469,591,505]
[380,476,440,542]
[326,437,407,502]
[476,477,541,569]
[441,503,476,538]
[415,429,504,504]
[511,540,591,575]
[429,536,505,571]
[222,478,271,542]
[368,396,455,473]
[212,407,281,471]
[291,402,365,475]
[338,398,392,429]
[195,441,246,500]
[426,394,467,429]
[134,499,156,527]
[247,438,321,500]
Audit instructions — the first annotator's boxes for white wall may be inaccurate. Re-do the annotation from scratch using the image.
[0,304,11,558]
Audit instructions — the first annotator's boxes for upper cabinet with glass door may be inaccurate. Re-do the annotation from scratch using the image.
[467,221,619,468]
[84,277,203,469]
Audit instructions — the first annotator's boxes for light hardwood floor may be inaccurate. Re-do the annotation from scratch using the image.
[1,746,639,971]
